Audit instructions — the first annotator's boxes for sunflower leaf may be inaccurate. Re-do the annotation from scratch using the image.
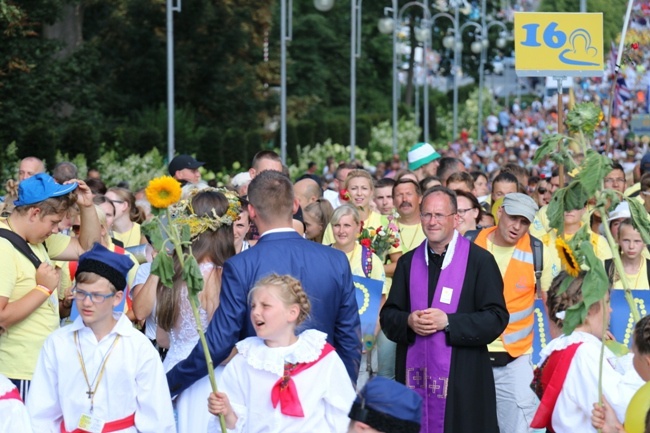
[533,133,565,164]
[627,198,650,245]
[547,187,567,234]
[548,150,578,173]
[580,245,608,310]
[141,220,164,252]
[180,224,191,244]
[182,255,204,297]
[595,189,621,214]
[571,151,613,198]
[151,252,174,289]
[564,181,590,211]
[562,302,587,335]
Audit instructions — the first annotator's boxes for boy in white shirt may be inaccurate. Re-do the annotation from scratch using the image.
[27,243,176,433]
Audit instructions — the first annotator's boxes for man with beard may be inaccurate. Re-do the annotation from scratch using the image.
[377,179,427,380]
[393,179,425,254]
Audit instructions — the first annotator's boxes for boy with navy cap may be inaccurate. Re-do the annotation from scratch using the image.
[348,376,422,433]
[27,243,175,433]
[0,173,101,399]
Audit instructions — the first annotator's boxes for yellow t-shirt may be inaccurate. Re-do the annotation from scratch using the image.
[612,260,650,290]
[0,220,71,380]
[113,222,143,248]
[397,221,426,253]
[322,211,400,256]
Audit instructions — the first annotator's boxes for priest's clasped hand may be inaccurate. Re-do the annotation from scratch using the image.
[408,308,449,336]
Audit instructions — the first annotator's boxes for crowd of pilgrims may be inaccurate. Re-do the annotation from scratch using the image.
[0,144,649,433]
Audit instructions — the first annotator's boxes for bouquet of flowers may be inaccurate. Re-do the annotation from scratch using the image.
[357,214,400,260]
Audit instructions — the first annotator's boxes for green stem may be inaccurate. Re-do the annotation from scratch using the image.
[188,293,227,433]
[165,209,227,433]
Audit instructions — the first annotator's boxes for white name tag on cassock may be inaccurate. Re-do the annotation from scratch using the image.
[440,287,453,305]
[78,413,105,433]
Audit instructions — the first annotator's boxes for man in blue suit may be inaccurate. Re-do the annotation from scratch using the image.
[167,170,361,395]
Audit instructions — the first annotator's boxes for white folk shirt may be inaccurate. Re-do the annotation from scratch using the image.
[209,329,355,433]
[27,314,176,433]
[538,331,644,433]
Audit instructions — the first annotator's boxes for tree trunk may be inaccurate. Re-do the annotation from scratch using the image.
[43,3,84,59]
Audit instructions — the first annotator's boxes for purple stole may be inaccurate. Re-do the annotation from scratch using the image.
[407,234,470,433]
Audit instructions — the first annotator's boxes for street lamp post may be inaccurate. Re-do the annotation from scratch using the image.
[378,3,398,155]
[279,0,293,165]
[379,1,431,155]
[431,1,481,141]
[166,0,181,163]
[315,0,363,160]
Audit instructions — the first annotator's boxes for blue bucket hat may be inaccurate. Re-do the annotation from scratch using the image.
[14,173,78,207]
[349,376,422,433]
[77,243,134,291]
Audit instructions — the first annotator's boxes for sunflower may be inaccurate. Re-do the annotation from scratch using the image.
[556,237,580,277]
[145,176,182,209]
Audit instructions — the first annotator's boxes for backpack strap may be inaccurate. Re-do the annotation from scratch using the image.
[0,228,41,268]
[530,235,543,298]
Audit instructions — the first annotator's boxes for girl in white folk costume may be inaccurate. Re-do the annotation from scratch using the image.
[0,351,32,433]
[26,243,175,433]
[207,274,355,432]
[531,271,643,433]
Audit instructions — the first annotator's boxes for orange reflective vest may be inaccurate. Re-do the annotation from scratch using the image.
[475,227,535,357]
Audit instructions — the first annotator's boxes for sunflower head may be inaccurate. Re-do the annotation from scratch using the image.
[145,176,182,209]
[556,237,580,277]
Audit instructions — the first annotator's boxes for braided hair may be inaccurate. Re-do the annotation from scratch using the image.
[546,271,587,330]
[250,274,311,326]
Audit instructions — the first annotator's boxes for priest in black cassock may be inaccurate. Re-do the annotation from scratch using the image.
[380,186,508,433]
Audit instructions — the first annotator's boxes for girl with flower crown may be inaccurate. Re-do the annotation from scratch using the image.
[530,271,643,432]
[207,274,355,432]
[134,188,238,433]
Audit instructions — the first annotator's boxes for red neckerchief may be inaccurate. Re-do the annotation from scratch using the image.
[270,342,335,417]
[0,387,22,402]
[530,342,583,432]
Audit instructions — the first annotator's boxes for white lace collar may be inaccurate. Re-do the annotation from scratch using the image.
[537,331,601,365]
[235,329,328,376]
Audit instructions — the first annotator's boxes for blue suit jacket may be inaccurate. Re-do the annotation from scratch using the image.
[166,231,361,395]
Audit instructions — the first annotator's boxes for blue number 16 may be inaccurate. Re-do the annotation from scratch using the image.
[521,22,567,49]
